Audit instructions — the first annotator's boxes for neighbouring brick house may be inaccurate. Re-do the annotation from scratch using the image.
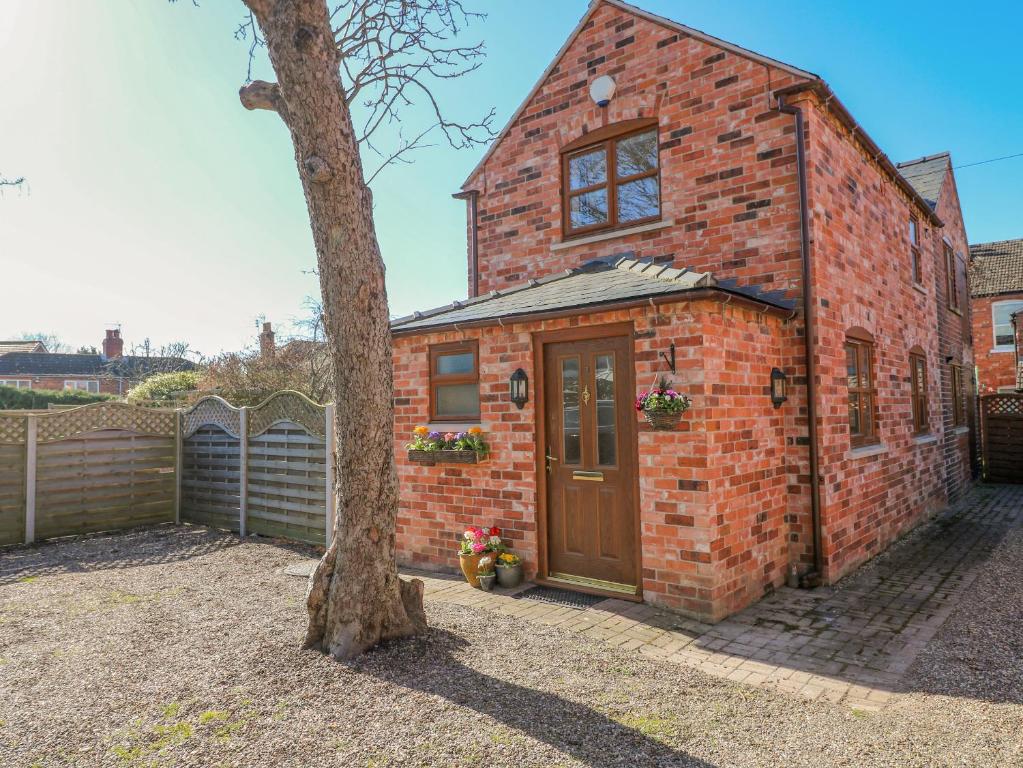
[969,238,1023,393]
[0,329,195,396]
[390,0,975,621]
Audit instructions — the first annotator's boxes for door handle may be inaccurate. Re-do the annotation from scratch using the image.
[545,450,558,473]
[572,470,604,482]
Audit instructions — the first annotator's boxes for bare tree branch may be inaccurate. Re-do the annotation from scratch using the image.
[235,0,496,178]
[0,174,25,187]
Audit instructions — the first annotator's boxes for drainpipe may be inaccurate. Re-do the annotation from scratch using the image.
[452,189,480,298]
[776,94,824,585]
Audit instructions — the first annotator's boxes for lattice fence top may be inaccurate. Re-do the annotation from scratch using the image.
[35,402,177,443]
[181,396,242,438]
[0,414,27,444]
[248,390,327,438]
[983,393,1023,417]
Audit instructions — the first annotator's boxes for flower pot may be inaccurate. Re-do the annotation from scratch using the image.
[459,552,484,586]
[408,449,486,466]
[495,563,523,588]
[478,573,497,591]
[643,409,683,431]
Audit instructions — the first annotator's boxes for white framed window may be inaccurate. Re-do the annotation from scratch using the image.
[64,380,100,393]
[0,379,32,389]
[992,301,1023,350]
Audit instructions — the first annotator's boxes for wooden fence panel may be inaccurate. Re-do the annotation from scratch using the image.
[0,442,25,545]
[246,421,327,545]
[181,425,241,532]
[35,430,176,539]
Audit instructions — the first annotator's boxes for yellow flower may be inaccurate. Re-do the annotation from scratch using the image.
[468,426,483,435]
[413,425,429,436]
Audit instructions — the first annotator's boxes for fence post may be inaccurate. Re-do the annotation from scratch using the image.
[174,410,182,524]
[239,406,248,538]
[24,414,37,544]
[325,403,335,546]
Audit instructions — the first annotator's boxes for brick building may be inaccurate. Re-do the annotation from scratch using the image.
[0,329,194,396]
[969,238,1023,393]
[390,0,975,621]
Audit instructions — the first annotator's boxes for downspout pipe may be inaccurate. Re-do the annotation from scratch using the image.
[776,93,824,583]
[452,189,480,298]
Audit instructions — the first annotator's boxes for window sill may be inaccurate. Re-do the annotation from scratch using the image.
[912,283,928,295]
[848,443,886,459]
[912,433,938,446]
[551,219,674,250]
[953,426,970,436]
[989,348,1014,354]
[424,422,482,432]
[949,307,963,317]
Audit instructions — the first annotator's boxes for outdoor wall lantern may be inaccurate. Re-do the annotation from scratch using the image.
[770,367,788,408]
[510,368,529,409]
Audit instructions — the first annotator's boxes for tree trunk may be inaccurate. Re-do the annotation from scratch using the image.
[241,0,426,659]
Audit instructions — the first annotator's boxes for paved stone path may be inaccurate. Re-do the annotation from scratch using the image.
[285,484,1021,711]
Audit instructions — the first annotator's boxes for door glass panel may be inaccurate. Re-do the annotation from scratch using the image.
[435,384,480,418]
[595,353,616,466]
[568,148,607,190]
[570,188,608,228]
[561,357,581,464]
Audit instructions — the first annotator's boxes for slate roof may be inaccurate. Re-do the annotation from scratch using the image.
[896,153,951,210]
[0,341,47,354]
[0,353,196,378]
[968,238,1023,297]
[391,257,794,332]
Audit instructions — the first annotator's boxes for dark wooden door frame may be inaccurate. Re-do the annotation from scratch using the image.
[531,322,643,600]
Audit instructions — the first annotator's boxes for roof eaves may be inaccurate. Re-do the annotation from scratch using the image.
[460,0,818,191]
[775,80,943,227]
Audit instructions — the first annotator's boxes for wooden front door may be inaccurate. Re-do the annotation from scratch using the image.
[543,335,638,593]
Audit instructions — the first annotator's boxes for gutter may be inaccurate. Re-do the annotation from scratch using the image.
[391,287,793,338]
[775,93,825,584]
[452,190,480,298]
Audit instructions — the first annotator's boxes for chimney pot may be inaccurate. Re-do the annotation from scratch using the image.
[102,328,123,360]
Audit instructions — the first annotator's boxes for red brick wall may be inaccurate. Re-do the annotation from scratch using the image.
[972,293,1023,393]
[393,298,789,621]
[464,2,808,302]
[797,92,968,581]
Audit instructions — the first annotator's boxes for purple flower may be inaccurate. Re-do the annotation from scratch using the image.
[428,431,442,440]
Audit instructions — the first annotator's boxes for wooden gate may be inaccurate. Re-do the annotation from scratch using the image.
[981,393,1023,483]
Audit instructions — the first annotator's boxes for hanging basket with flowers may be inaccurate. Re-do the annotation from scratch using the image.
[406,426,489,465]
[635,377,692,431]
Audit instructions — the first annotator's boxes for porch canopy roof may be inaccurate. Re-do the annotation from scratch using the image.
[391,257,795,335]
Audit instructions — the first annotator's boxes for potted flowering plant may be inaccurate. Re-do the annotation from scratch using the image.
[407,426,489,465]
[495,552,523,588]
[457,525,504,586]
[634,377,692,430]
[477,556,496,591]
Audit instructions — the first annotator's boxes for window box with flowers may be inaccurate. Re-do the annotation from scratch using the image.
[406,426,489,465]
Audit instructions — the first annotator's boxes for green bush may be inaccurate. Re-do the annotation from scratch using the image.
[126,371,201,404]
[0,385,114,410]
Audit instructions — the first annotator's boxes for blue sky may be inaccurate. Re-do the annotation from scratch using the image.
[2,1,1020,355]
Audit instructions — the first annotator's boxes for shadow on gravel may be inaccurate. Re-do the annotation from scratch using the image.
[0,524,316,586]
[360,628,717,768]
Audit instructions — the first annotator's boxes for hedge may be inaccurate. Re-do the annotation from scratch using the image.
[0,385,115,410]
[126,371,201,404]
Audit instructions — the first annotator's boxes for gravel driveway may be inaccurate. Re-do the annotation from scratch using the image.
[1,522,1020,767]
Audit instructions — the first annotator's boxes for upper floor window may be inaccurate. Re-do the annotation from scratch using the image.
[909,217,922,284]
[944,243,960,311]
[992,301,1023,350]
[909,349,928,435]
[562,121,660,238]
[951,364,966,428]
[429,341,480,422]
[845,329,878,447]
[65,380,99,393]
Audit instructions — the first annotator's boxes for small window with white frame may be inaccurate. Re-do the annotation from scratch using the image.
[0,379,32,389]
[992,301,1023,350]
[64,380,100,393]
